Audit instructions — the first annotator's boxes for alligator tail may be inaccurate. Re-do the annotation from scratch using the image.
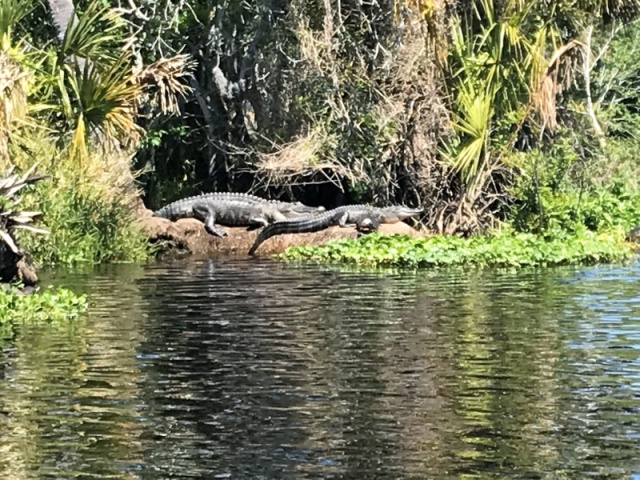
[248,211,340,255]
[153,204,171,218]
[154,199,193,219]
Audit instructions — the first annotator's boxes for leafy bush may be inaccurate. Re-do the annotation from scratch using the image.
[11,134,150,265]
[19,177,150,265]
[282,229,633,268]
[513,185,640,235]
[508,130,640,235]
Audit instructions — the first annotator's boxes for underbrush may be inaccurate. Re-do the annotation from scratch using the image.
[20,177,150,265]
[508,130,640,236]
[512,184,640,235]
[9,134,150,265]
[0,285,87,323]
[281,229,633,268]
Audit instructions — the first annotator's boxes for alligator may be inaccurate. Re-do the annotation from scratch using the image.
[153,193,324,237]
[248,204,423,255]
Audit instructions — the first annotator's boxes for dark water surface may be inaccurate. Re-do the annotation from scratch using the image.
[1,258,640,479]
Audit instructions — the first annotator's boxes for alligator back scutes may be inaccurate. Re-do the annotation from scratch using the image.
[153,192,323,218]
[153,195,272,219]
[158,192,277,207]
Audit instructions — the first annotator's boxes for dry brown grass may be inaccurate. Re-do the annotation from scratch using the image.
[368,14,452,210]
[254,128,366,189]
[133,54,195,115]
[253,7,451,218]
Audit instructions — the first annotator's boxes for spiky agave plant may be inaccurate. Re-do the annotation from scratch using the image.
[0,165,48,284]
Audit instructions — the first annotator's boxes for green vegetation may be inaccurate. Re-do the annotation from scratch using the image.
[282,230,634,268]
[21,180,149,265]
[1,0,190,266]
[12,139,150,265]
[0,285,87,323]
[2,0,640,270]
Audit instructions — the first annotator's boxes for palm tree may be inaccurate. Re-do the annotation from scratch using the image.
[28,0,194,162]
[437,0,640,231]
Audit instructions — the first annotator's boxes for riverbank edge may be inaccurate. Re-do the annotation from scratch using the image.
[135,206,637,268]
[136,206,423,258]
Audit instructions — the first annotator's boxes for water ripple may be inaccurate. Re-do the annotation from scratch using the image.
[0,259,638,479]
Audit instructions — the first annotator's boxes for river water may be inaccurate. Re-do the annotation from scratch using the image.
[1,258,639,479]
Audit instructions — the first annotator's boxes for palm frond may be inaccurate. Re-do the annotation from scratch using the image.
[65,58,142,151]
[449,85,493,186]
[0,166,48,255]
[0,0,33,39]
[58,2,123,67]
[133,54,195,115]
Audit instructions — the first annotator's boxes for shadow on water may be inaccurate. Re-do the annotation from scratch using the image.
[1,258,639,479]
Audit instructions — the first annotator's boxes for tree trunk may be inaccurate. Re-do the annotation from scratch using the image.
[583,25,605,146]
[46,0,78,41]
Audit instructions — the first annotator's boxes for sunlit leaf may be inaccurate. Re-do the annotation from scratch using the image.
[58,1,123,67]
[0,0,33,39]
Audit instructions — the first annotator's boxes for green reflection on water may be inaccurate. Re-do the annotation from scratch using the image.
[0,261,638,479]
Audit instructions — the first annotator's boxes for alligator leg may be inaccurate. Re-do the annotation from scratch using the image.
[335,212,351,227]
[245,217,270,231]
[204,217,227,237]
[356,217,380,232]
[194,204,227,237]
[203,216,228,237]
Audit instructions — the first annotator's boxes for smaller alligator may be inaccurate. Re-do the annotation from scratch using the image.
[153,193,324,237]
[248,204,422,255]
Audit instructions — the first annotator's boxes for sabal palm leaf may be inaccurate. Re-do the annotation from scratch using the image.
[64,58,142,152]
[0,0,33,39]
[449,85,493,185]
[0,164,48,255]
[446,0,547,186]
[133,55,195,115]
[58,2,123,66]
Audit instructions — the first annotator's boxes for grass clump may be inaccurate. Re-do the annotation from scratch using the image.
[281,229,634,268]
[0,285,88,323]
[10,134,151,266]
[19,176,149,265]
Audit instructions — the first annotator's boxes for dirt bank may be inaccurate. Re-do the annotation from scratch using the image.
[137,207,423,257]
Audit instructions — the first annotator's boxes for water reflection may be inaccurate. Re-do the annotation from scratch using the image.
[0,259,639,479]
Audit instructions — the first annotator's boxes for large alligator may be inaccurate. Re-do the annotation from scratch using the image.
[153,192,324,237]
[248,204,423,255]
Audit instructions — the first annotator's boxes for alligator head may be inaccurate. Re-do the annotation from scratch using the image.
[379,205,423,223]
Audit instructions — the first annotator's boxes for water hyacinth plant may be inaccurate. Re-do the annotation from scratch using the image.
[281,230,634,268]
[0,284,87,323]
